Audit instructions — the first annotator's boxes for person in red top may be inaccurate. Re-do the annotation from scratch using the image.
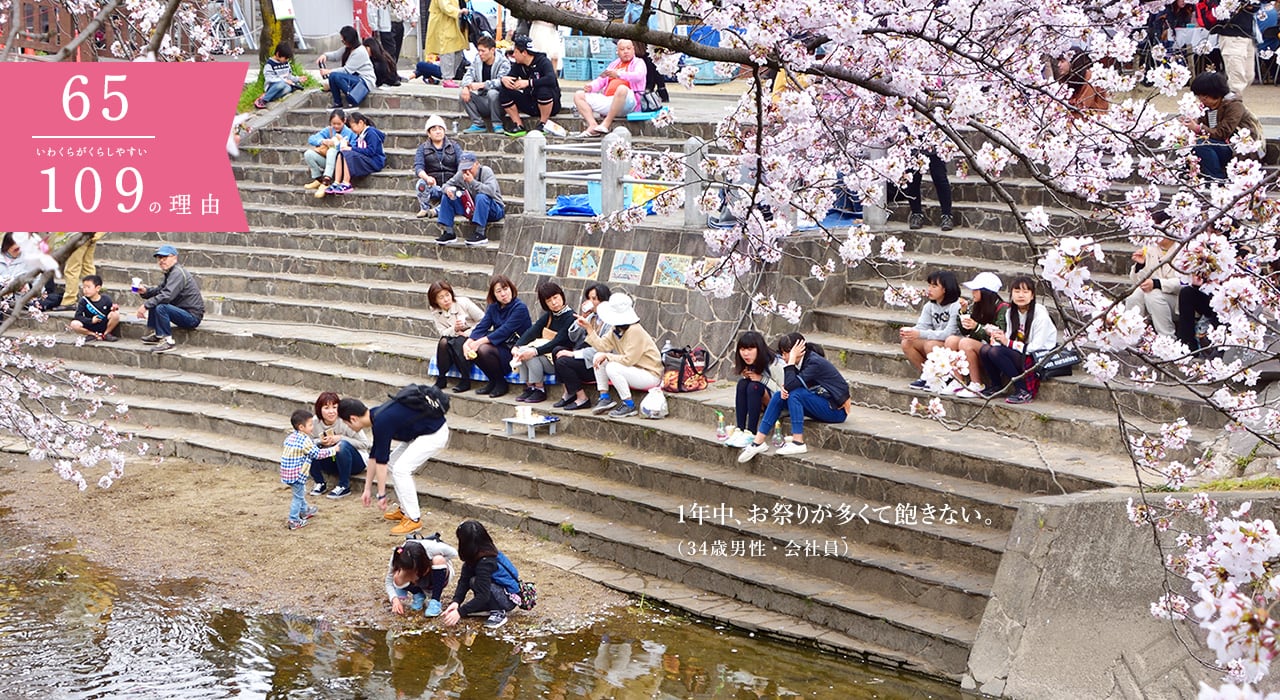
[572,39,647,137]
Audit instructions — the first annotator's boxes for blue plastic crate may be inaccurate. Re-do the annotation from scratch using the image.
[591,58,613,79]
[563,35,591,59]
[562,57,591,82]
[686,58,734,85]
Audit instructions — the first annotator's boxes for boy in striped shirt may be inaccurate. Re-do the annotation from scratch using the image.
[282,409,337,530]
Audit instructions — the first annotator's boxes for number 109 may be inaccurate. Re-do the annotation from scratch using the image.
[41,166,143,214]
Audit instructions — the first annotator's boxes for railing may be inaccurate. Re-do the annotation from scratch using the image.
[522,128,889,228]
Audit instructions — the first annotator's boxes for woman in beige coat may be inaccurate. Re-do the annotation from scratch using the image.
[427,0,469,81]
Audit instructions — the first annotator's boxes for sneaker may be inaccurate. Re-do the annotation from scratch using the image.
[940,214,955,231]
[980,386,1002,398]
[775,441,808,456]
[382,505,404,521]
[151,338,175,353]
[524,388,547,403]
[425,599,443,617]
[465,231,489,246]
[253,96,267,109]
[310,483,328,497]
[442,79,460,88]
[327,485,351,499]
[737,441,770,464]
[542,120,568,137]
[463,124,487,133]
[909,379,928,389]
[325,183,352,195]
[435,229,457,245]
[140,333,160,344]
[390,517,422,535]
[954,381,986,398]
[506,128,528,138]
[484,610,508,629]
[1005,389,1035,405]
[303,504,319,519]
[608,402,638,418]
[908,212,925,230]
[492,125,505,134]
[288,518,307,530]
[304,179,324,190]
[416,208,433,218]
[314,186,327,199]
[101,333,119,342]
[726,429,754,448]
[83,334,98,343]
[592,397,617,415]
[410,592,426,611]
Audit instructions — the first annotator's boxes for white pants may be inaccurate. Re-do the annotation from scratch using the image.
[388,424,449,521]
[1219,35,1256,97]
[593,361,660,401]
[1125,287,1179,337]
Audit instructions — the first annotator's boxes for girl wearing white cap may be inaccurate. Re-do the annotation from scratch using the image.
[583,293,662,418]
[944,272,1009,398]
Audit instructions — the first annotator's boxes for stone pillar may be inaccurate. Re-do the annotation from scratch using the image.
[601,127,631,216]
[862,146,889,228]
[523,130,546,216]
[683,136,705,227]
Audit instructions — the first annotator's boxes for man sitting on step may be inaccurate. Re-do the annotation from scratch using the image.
[337,396,449,536]
[136,245,204,353]
[436,151,505,247]
[498,35,564,137]
[459,36,511,134]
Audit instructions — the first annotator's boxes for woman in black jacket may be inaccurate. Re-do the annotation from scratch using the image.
[512,281,576,404]
[413,114,462,217]
[737,332,849,463]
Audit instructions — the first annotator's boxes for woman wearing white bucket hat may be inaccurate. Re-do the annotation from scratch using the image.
[583,293,663,418]
[943,272,1009,398]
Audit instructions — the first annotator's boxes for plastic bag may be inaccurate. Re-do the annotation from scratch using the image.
[639,387,668,419]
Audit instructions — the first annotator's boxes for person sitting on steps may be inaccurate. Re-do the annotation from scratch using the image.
[499,35,564,137]
[944,272,1009,398]
[435,151,504,246]
[136,244,204,353]
[428,279,485,393]
[552,284,611,411]
[321,112,386,198]
[463,275,532,399]
[512,281,576,404]
[413,115,462,219]
[460,35,511,134]
[318,26,376,109]
[724,330,785,448]
[68,274,120,343]
[584,293,663,419]
[572,39,646,137]
[303,108,356,192]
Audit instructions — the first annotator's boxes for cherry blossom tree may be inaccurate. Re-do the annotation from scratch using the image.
[503,0,1280,690]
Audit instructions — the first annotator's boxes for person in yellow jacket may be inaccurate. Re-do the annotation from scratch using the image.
[427,0,470,83]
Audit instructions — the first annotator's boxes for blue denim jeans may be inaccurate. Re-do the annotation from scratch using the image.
[757,387,847,438]
[287,479,307,522]
[438,192,505,235]
[262,80,298,103]
[147,304,201,337]
[1193,139,1233,181]
[328,71,363,107]
[308,440,367,489]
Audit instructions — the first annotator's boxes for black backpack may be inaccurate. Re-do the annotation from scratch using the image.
[461,11,494,45]
[389,384,450,419]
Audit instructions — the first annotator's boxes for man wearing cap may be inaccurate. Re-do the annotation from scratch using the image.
[460,35,511,134]
[413,115,463,219]
[436,151,504,246]
[135,245,204,353]
[499,35,563,137]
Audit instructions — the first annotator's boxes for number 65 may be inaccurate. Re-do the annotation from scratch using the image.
[62,75,128,122]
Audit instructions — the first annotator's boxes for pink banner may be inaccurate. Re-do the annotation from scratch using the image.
[3,62,249,233]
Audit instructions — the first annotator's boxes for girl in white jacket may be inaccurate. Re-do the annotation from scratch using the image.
[978,276,1058,404]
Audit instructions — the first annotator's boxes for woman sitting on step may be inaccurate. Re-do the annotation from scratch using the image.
[463,275,532,399]
[584,293,663,419]
[413,115,462,219]
[320,112,386,198]
[303,109,356,192]
[308,391,369,500]
[977,276,1058,405]
[511,281,576,404]
[737,333,850,464]
[724,330,785,448]
[429,280,485,393]
[552,283,612,411]
[943,272,1009,398]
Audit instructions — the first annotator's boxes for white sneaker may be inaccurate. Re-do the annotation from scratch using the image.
[737,441,769,463]
[954,381,985,399]
[726,429,753,448]
[775,441,808,456]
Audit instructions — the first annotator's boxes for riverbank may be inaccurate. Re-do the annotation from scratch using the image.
[0,455,631,633]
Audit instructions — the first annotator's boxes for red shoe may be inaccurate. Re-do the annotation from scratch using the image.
[442,80,460,88]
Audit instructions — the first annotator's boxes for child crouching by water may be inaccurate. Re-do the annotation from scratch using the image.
[386,533,459,618]
[280,409,337,530]
[441,520,522,630]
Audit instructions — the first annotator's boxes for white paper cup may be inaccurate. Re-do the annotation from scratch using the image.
[131,277,142,292]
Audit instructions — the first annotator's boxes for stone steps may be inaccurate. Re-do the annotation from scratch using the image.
[114,228,499,264]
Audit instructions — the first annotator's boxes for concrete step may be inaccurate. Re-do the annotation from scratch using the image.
[235,180,529,219]
[111,228,499,265]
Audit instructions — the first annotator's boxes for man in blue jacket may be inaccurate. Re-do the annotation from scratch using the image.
[338,395,448,536]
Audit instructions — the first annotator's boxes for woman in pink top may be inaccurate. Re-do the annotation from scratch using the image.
[573,39,647,137]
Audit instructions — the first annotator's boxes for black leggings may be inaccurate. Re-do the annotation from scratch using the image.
[554,354,595,395]
[979,344,1028,392]
[473,343,513,385]
[905,151,952,216]
[735,378,769,433]
[1177,285,1218,352]
[435,336,473,384]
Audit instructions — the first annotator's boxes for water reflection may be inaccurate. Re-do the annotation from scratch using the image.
[0,517,963,699]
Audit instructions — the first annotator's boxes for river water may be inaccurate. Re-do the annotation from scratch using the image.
[0,503,966,699]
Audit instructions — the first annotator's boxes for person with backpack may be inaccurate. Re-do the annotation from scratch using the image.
[441,520,522,629]
[337,386,450,536]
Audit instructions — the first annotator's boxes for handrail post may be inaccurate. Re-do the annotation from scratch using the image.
[863,146,889,228]
[601,127,631,216]
[683,136,704,227]
[523,130,547,215]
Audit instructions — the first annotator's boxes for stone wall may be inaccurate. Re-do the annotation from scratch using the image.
[494,215,848,378]
[965,491,1280,699]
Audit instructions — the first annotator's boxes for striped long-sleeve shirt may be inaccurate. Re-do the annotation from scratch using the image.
[280,430,336,484]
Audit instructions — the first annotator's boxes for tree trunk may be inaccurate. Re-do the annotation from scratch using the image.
[258,0,295,66]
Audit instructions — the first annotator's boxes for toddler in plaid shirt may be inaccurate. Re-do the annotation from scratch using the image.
[282,409,338,530]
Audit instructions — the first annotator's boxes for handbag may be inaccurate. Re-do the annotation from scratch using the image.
[661,345,710,393]
[346,77,370,106]
[638,90,663,112]
[1034,347,1082,379]
[460,189,476,218]
[315,143,330,156]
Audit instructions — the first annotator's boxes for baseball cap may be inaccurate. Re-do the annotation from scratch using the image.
[153,244,178,257]
[963,272,1002,293]
[458,151,478,169]
[513,35,532,52]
